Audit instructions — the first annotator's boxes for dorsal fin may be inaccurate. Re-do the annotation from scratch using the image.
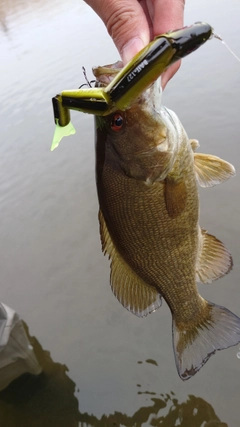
[196,228,233,284]
[164,178,187,218]
[190,139,199,152]
[99,210,162,317]
[194,153,235,187]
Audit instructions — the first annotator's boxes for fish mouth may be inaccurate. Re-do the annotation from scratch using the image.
[93,61,164,114]
[93,61,123,86]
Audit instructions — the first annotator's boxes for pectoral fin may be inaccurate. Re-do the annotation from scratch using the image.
[196,228,233,283]
[99,210,162,317]
[194,153,235,187]
[164,178,187,218]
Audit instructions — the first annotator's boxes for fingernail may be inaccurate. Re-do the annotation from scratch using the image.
[121,37,146,65]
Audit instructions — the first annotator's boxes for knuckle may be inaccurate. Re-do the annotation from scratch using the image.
[106,7,137,44]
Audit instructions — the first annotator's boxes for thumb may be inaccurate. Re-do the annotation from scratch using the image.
[84,0,150,64]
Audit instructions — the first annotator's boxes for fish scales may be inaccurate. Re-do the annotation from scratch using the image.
[97,116,200,315]
[94,65,240,380]
[50,23,240,379]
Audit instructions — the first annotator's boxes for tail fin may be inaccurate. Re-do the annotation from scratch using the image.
[172,301,240,380]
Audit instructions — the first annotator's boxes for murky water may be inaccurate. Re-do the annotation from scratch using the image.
[0,0,240,425]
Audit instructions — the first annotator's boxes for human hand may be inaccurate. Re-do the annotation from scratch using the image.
[84,0,185,89]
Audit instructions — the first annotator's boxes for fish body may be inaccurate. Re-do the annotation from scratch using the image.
[94,66,240,380]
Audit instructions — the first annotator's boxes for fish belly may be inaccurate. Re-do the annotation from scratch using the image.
[97,154,200,315]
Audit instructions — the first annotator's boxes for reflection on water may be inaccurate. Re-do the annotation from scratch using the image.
[0,322,79,427]
[0,320,228,426]
[0,303,42,391]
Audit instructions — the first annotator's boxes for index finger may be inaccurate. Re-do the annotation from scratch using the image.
[152,0,185,88]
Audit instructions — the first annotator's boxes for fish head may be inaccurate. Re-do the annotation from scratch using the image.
[95,66,181,184]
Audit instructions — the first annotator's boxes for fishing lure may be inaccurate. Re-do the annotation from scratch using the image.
[51,22,213,150]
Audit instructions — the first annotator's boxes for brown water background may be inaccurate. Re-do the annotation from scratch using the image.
[0,0,240,425]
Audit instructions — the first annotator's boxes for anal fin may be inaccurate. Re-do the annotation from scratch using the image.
[196,228,233,284]
[194,153,235,187]
[99,210,162,317]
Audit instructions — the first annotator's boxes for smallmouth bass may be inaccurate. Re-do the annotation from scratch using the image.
[94,64,240,380]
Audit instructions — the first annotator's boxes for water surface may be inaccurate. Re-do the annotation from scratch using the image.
[0,0,240,425]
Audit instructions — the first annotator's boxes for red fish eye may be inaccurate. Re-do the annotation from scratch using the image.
[111,113,123,132]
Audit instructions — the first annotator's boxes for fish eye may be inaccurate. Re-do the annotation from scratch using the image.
[111,113,123,132]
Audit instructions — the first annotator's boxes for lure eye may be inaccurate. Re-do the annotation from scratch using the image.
[111,113,123,132]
